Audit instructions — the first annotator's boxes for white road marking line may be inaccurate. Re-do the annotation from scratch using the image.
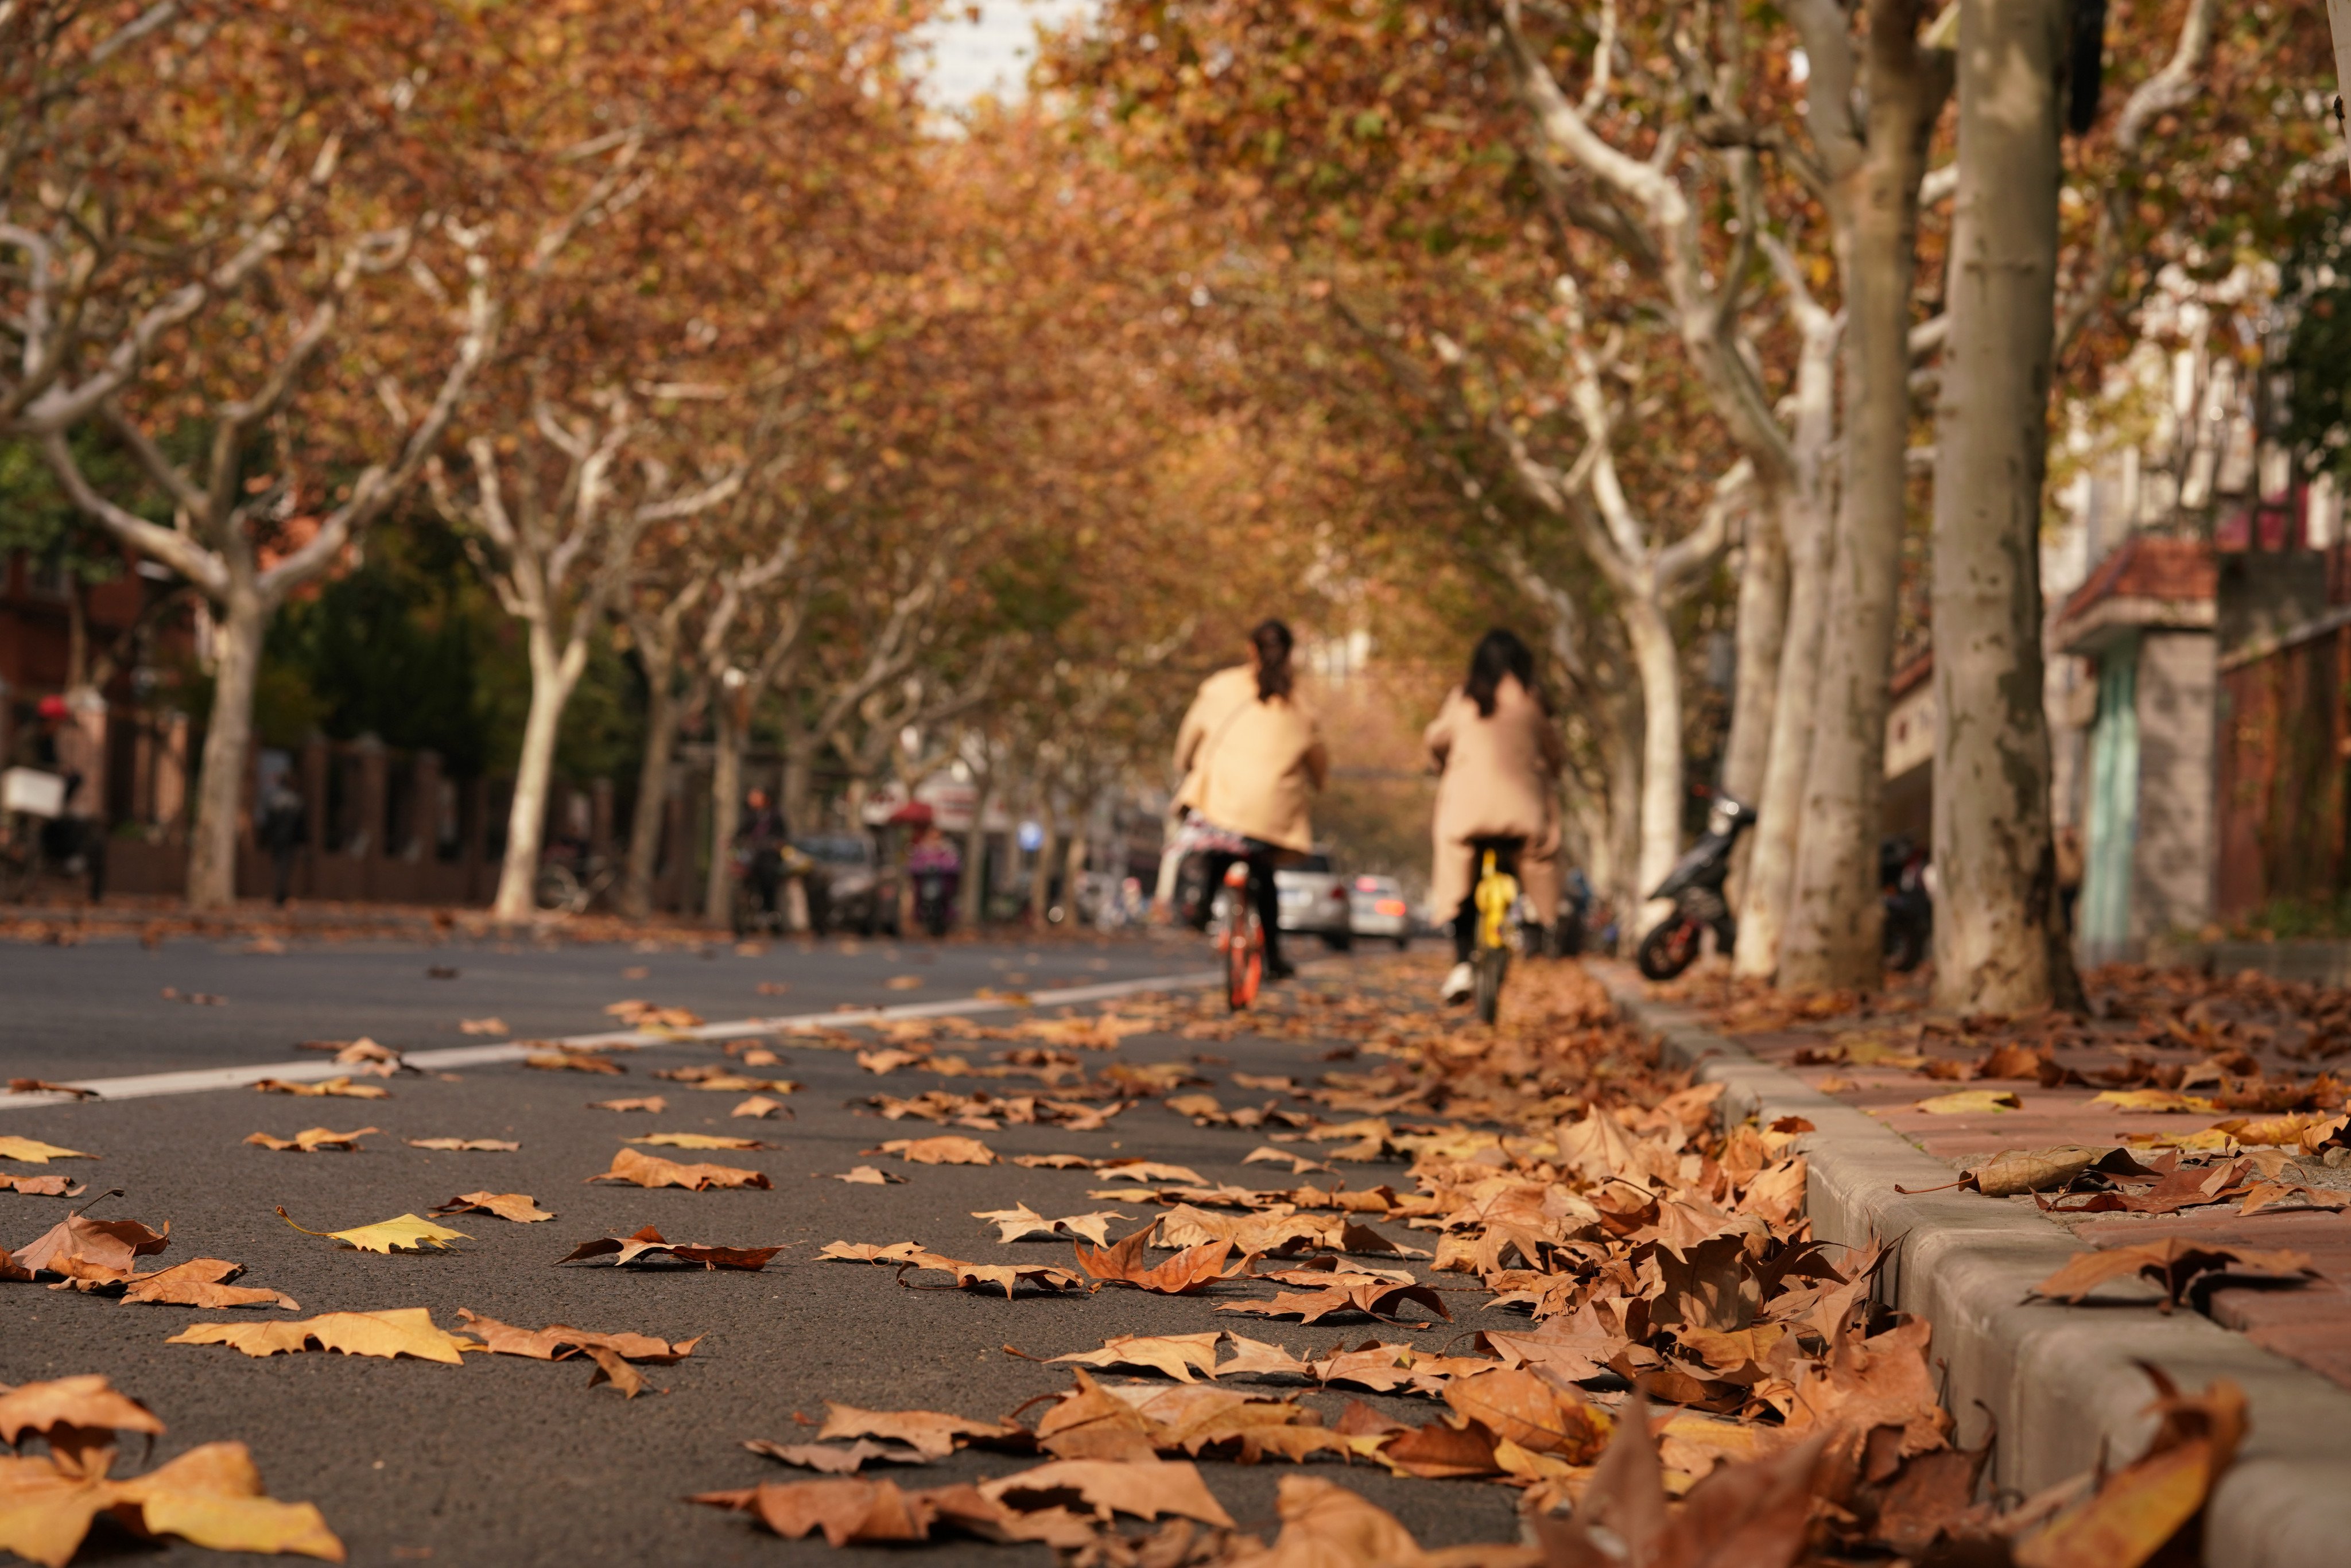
[0,968,1225,1111]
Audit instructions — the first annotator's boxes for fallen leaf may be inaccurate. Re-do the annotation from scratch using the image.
[1440,1366,1612,1460]
[1219,1278,1450,1324]
[1911,1090,2022,1115]
[895,1250,1091,1299]
[15,1213,170,1275]
[1072,1227,1237,1294]
[117,1259,300,1311]
[1242,1146,1334,1175]
[732,1096,786,1119]
[251,1077,390,1100]
[243,1127,377,1152]
[430,1192,553,1223]
[6,1080,96,1100]
[1050,1333,1224,1384]
[0,1138,94,1166]
[884,975,924,991]
[0,1375,164,1446]
[587,1147,771,1190]
[405,1138,518,1152]
[816,1403,1024,1459]
[0,1174,84,1197]
[819,1241,930,1264]
[526,1051,624,1074]
[556,1225,780,1270]
[277,1208,468,1255]
[626,1132,770,1151]
[458,1018,508,1035]
[454,1309,700,1397]
[2027,1240,2313,1307]
[829,1166,905,1186]
[872,1136,997,1166]
[973,1204,1131,1246]
[743,1438,929,1474]
[1011,1154,1096,1171]
[858,1049,924,1074]
[1952,1146,2116,1197]
[588,1096,665,1112]
[169,1307,476,1364]
[2090,1089,2221,1115]
[977,1458,1235,1527]
[0,1438,343,1565]
[1096,1160,1208,1185]
[1376,1413,1502,1478]
[2014,1368,2246,1568]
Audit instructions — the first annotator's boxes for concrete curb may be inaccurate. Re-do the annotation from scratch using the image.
[1594,967,2351,1568]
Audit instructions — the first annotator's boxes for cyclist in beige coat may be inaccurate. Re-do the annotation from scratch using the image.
[1426,629,1564,1003]
[1170,620,1326,981]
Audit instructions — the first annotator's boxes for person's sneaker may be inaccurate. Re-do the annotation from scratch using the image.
[1265,957,1298,983]
[1440,962,1474,1004]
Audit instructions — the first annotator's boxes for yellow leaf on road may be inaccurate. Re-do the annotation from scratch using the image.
[244,1127,378,1152]
[2091,1089,2220,1115]
[405,1138,519,1152]
[430,1192,553,1223]
[251,1078,390,1099]
[1911,1090,2022,1116]
[277,1207,468,1254]
[627,1132,770,1151]
[0,1437,343,1566]
[0,1137,92,1166]
[168,1307,477,1364]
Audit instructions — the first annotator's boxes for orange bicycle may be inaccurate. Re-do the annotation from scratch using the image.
[1216,861,1262,1010]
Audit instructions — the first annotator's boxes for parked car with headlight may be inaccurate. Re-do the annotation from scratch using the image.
[1274,852,1352,950]
[1348,875,1411,948]
[796,833,901,936]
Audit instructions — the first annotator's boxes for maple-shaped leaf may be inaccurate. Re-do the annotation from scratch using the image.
[732,1095,788,1119]
[828,1166,904,1185]
[277,1208,468,1254]
[2,1438,343,1565]
[0,1375,165,1447]
[1441,1366,1612,1461]
[978,1458,1235,1527]
[587,1147,770,1190]
[815,1402,1025,1460]
[244,1127,377,1152]
[895,1250,1090,1299]
[1093,1159,1206,1185]
[0,1137,94,1165]
[1050,1332,1224,1384]
[405,1138,519,1152]
[973,1204,1129,1246]
[0,1173,84,1197]
[1242,1145,1334,1175]
[626,1132,770,1151]
[743,1438,931,1474]
[117,1259,300,1311]
[587,1096,665,1112]
[819,1241,928,1264]
[252,1077,390,1099]
[1239,1475,1448,1564]
[430,1192,553,1223]
[168,1307,478,1364]
[1374,1414,1503,1478]
[2027,1239,2313,1307]
[557,1225,780,1270]
[1156,1204,1336,1253]
[1220,1278,1450,1324]
[1010,1154,1095,1170]
[2013,1368,2245,1568]
[693,1476,1083,1548]
[16,1213,170,1275]
[1215,1334,1315,1381]
[455,1309,700,1397]
[1072,1228,1237,1294]
[870,1135,996,1166]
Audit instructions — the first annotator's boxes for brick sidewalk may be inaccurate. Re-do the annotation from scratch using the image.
[1705,1002,2351,1392]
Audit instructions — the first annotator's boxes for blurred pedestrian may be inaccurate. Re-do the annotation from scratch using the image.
[732,787,789,919]
[258,774,307,905]
[19,694,106,902]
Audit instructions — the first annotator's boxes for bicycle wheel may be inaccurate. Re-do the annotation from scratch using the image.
[1474,945,1508,1025]
[1224,898,1262,1011]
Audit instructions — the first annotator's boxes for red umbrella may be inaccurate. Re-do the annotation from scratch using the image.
[886,799,936,827]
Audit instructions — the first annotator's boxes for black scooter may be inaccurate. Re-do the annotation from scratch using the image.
[1635,797,1759,981]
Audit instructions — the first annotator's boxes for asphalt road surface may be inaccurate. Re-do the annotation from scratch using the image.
[0,932,1524,1566]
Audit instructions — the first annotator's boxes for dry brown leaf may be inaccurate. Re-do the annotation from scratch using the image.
[1049,1333,1224,1384]
[587,1096,666,1113]
[0,1173,84,1197]
[1096,1159,1208,1185]
[168,1307,475,1364]
[458,1018,507,1035]
[829,1166,906,1185]
[2012,1369,2246,1568]
[1440,1366,1613,1461]
[818,1240,929,1264]
[872,1136,997,1166]
[557,1225,781,1270]
[454,1309,700,1397]
[977,1458,1235,1527]
[816,1402,1024,1459]
[1073,1227,1237,1294]
[626,1132,770,1151]
[1376,1414,1502,1478]
[0,1375,164,1446]
[742,1438,929,1474]
[430,1192,554,1223]
[2027,1239,2313,1307]
[526,1051,624,1074]
[895,1250,1091,1298]
[587,1147,771,1190]
[732,1096,787,1119]
[117,1259,300,1311]
[251,1077,390,1100]
[6,1080,97,1100]
[1912,1089,2022,1115]
[15,1213,170,1275]
[243,1126,377,1152]
[1220,1276,1449,1325]
[0,1437,343,1566]
[405,1138,518,1152]
[973,1204,1130,1246]
[1011,1154,1096,1170]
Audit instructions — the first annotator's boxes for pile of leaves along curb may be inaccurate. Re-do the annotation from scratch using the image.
[743,962,2255,1566]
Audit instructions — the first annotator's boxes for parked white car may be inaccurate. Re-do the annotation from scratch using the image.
[1348,874,1412,948]
[1274,853,1352,950]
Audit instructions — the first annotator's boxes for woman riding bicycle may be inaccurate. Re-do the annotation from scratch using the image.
[1170,619,1327,984]
[1426,628,1564,1005]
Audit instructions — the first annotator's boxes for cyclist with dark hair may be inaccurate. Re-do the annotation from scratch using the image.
[1426,629,1564,1004]
[1170,619,1326,983]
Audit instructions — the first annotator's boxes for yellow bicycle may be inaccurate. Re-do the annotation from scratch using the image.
[1471,847,1520,1025]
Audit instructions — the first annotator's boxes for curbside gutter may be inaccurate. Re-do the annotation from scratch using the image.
[1595,967,2351,1568]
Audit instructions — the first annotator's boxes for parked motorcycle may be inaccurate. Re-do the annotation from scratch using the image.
[1635,796,1759,981]
[1880,837,1932,972]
